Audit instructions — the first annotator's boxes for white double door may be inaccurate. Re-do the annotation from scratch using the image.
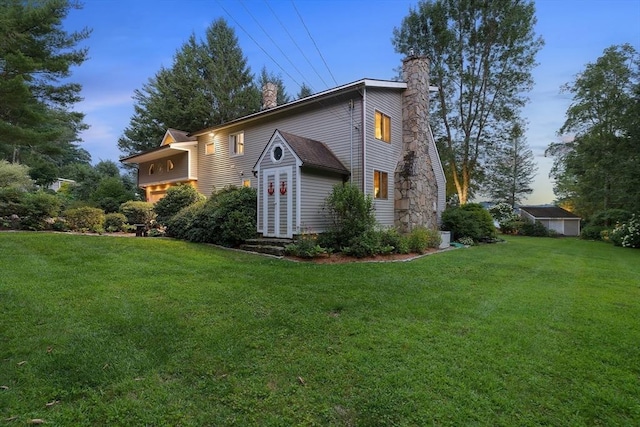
[263,167,292,238]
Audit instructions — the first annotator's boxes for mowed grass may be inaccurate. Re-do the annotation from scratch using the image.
[0,233,639,426]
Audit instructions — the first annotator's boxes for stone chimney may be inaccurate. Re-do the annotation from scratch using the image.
[262,82,278,110]
[394,55,439,233]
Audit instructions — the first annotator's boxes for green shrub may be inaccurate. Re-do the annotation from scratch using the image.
[609,214,640,248]
[154,184,205,225]
[119,201,156,226]
[518,220,549,237]
[20,191,63,231]
[581,225,606,240]
[65,206,105,233]
[441,203,496,242]
[187,186,257,247]
[0,187,26,217]
[165,200,206,240]
[285,232,328,258]
[498,216,523,234]
[104,213,128,232]
[323,184,376,250]
[488,202,514,223]
[407,226,441,253]
[342,230,390,258]
[378,228,410,254]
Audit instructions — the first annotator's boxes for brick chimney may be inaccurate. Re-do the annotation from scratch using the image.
[394,55,439,233]
[262,82,278,110]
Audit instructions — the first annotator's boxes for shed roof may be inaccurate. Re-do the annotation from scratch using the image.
[520,206,581,219]
[279,130,349,175]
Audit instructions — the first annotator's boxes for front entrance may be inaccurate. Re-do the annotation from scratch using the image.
[262,167,292,238]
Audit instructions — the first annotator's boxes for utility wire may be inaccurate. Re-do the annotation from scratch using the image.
[290,0,339,87]
[215,0,303,90]
[262,0,329,91]
[239,0,311,93]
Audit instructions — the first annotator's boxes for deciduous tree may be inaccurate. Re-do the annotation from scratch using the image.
[393,0,543,204]
[547,44,640,217]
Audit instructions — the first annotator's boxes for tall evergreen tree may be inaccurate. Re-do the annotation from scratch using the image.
[297,83,313,99]
[0,0,90,168]
[547,44,640,216]
[393,0,543,204]
[484,122,537,207]
[118,18,260,158]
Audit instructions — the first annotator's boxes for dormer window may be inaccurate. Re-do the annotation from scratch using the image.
[375,110,391,143]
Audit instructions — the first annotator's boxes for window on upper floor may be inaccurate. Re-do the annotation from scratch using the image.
[373,170,388,199]
[230,132,244,156]
[205,142,215,155]
[375,110,391,143]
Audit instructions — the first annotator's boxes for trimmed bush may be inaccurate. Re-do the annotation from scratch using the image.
[441,203,496,242]
[104,213,128,232]
[187,186,257,247]
[379,228,410,254]
[581,225,606,240]
[154,184,205,225]
[65,206,105,233]
[165,200,206,240]
[20,191,63,231]
[518,220,549,237]
[120,201,156,226]
[285,232,328,258]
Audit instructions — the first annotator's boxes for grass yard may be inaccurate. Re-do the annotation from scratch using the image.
[0,232,639,426]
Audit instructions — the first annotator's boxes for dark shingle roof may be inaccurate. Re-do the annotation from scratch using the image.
[520,206,581,219]
[167,128,197,142]
[278,131,349,175]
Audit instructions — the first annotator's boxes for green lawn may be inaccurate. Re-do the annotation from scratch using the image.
[1,233,639,426]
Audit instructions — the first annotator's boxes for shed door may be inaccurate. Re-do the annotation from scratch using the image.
[263,167,292,238]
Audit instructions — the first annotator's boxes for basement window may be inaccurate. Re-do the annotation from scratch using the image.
[375,110,391,143]
[373,170,388,199]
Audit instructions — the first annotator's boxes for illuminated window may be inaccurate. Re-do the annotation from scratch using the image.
[373,170,388,199]
[375,111,391,143]
[242,179,251,188]
[167,160,174,170]
[148,164,155,175]
[230,132,244,156]
[205,142,215,155]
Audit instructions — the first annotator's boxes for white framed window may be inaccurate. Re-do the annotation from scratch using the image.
[375,110,391,143]
[230,132,244,156]
[373,170,388,199]
[205,142,215,155]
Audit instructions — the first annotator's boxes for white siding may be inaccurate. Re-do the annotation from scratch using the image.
[299,170,344,233]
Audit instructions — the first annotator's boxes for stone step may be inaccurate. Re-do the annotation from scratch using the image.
[239,244,286,257]
[244,238,293,248]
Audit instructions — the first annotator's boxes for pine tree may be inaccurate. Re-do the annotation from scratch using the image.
[484,122,537,207]
[0,0,90,169]
[297,83,313,99]
[118,18,261,158]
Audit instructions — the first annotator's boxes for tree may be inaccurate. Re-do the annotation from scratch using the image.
[484,122,537,207]
[297,82,313,99]
[0,0,90,167]
[547,44,640,217]
[393,0,543,204]
[0,160,33,190]
[118,18,261,158]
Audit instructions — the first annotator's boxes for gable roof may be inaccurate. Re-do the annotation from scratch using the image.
[164,128,197,144]
[189,79,407,137]
[520,206,581,219]
[278,131,349,175]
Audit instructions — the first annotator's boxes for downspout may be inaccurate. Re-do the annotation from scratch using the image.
[349,99,353,183]
[362,86,366,192]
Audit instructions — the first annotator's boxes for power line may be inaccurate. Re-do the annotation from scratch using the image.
[262,0,329,91]
[290,0,339,87]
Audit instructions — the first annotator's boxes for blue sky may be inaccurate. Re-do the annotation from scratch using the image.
[63,0,640,204]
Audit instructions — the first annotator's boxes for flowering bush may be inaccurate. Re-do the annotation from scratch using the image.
[609,215,640,248]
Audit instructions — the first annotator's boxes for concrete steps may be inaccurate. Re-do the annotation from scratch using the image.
[240,238,293,257]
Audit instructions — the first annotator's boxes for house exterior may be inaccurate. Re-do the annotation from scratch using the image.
[519,206,581,236]
[121,55,446,238]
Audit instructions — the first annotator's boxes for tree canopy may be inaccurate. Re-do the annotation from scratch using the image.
[117,18,261,159]
[393,0,543,204]
[0,0,91,173]
[547,44,640,217]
